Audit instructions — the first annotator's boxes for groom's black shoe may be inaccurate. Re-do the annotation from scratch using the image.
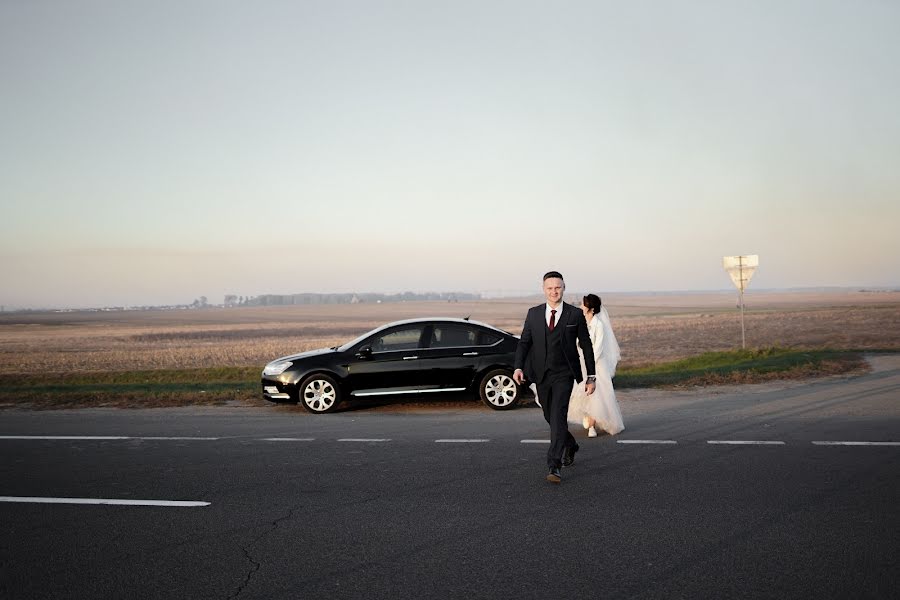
[562,443,579,467]
[546,467,561,484]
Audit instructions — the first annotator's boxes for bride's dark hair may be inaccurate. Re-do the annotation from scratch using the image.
[582,293,602,315]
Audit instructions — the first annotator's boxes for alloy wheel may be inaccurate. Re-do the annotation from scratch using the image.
[484,373,517,408]
[302,378,337,412]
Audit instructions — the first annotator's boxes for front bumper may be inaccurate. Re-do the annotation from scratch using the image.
[261,379,293,402]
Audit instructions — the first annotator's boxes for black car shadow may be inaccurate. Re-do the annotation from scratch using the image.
[272,388,538,414]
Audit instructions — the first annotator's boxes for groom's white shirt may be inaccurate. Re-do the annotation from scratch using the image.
[544,302,563,328]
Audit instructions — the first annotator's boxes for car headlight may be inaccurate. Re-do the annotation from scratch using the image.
[263,361,293,376]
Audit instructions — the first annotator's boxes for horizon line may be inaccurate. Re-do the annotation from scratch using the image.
[2,285,898,313]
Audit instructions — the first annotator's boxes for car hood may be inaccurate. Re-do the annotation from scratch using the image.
[271,348,337,363]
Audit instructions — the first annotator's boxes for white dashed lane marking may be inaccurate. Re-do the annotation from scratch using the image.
[2,436,898,446]
[0,436,130,440]
[135,437,220,441]
[708,440,786,445]
[0,436,220,441]
[0,496,210,507]
[812,441,900,446]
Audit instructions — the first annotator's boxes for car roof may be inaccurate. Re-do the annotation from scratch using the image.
[377,317,506,333]
[336,317,515,351]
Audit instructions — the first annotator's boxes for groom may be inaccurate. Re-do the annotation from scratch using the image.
[513,271,596,484]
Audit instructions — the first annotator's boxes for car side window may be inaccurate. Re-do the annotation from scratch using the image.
[370,327,425,352]
[477,330,502,346]
[430,325,477,348]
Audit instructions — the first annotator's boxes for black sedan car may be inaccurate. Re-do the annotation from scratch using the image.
[261,317,524,413]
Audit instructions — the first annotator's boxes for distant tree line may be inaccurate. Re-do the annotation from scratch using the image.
[223,292,480,306]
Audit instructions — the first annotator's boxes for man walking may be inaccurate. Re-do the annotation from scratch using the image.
[513,271,596,483]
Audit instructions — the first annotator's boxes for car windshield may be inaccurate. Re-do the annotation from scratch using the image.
[336,323,395,352]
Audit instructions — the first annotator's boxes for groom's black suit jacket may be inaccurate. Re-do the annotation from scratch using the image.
[514,302,596,384]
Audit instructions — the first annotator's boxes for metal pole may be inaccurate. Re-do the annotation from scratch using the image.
[738,256,746,349]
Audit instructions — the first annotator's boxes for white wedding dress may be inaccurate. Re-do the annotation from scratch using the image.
[567,307,624,435]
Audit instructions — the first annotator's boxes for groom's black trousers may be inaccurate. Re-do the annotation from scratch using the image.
[536,374,578,469]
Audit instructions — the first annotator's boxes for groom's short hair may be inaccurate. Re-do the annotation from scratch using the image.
[543,271,564,282]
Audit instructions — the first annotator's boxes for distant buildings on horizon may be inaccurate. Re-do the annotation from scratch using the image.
[227,291,481,307]
[1,286,897,314]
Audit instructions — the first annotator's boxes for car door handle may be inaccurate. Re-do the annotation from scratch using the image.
[403,356,418,360]
[462,352,478,356]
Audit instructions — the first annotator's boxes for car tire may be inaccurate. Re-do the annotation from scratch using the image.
[298,373,342,414]
[479,369,520,410]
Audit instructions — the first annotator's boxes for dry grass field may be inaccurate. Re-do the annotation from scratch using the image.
[1,290,898,376]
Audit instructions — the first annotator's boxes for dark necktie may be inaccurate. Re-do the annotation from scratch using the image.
[549,309,556,331]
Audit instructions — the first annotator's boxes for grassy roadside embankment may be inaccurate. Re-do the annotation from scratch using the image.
[0,367,262,409]
[614,347,870,388]
[0,347,879,410]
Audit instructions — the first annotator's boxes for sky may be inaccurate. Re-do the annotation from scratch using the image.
[1,0,898,308]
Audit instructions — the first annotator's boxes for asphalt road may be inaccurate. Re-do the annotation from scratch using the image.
[1,359,898,599]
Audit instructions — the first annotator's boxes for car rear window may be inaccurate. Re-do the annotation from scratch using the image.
[429,325,503,348]
[477,330,502,346]
[430,325,476,348]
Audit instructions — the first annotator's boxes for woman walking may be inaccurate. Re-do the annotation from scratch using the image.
[568,294,624,436]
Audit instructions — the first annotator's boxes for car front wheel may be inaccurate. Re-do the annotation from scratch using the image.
[298,374,342,414]
[479,369,520,410]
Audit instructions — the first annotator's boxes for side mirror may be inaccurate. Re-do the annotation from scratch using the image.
[356,346,372,360]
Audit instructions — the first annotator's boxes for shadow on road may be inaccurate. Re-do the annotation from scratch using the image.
[272,389,540,415]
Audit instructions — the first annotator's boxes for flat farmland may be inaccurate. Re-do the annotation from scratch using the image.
[1,290,898,375]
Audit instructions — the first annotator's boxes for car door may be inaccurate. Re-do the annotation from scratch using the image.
[415,323,486,389]
[344,324,430,395]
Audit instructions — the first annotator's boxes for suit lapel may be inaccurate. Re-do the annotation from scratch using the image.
[556,303,569,329]
[533,305,547,346]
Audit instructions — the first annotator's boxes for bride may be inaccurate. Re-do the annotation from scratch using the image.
[568,293,624,437]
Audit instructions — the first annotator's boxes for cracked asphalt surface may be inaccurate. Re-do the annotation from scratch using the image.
[1,359,898,599]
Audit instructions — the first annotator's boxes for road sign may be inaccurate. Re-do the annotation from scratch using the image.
[723,255,758,293]
[723,255,759,349]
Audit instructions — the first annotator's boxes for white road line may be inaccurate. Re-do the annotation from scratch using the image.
[0,496,209,507]
[708,440,786,445]
[812,441,900,446]
[7,436,893,446]
[136,437,220,441]
[0,436,130,440]
[0,436,219,441]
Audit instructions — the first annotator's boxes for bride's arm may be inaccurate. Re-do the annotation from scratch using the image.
[591,316,604,360]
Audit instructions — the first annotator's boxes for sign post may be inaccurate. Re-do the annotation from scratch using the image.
[722,255,759,349]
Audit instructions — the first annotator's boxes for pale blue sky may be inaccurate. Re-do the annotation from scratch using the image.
[1,1,898,308]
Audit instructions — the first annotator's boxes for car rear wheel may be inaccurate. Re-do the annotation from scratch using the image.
[479,369,520,410]
[298,374,342,413]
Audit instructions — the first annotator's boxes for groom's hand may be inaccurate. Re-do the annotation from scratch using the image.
[513,369,525,385]
[585,380,596,395]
